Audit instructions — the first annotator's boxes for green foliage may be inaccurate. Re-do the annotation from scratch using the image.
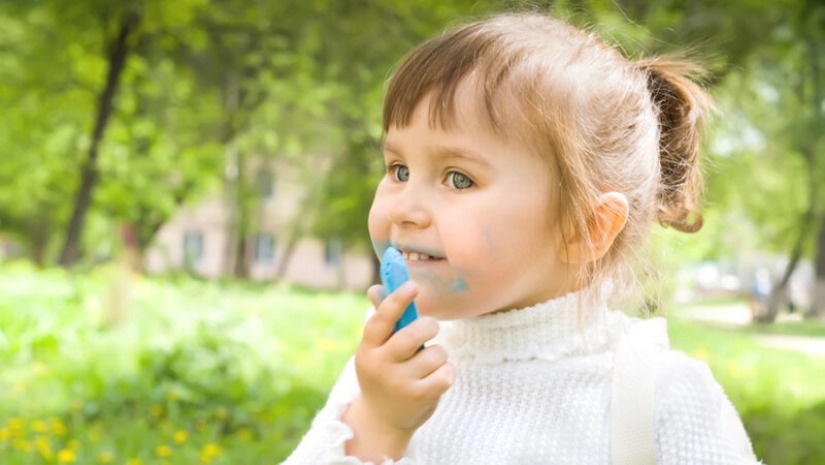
[2,264,824,463]
[2,0,819,272]
[0,262,367,463]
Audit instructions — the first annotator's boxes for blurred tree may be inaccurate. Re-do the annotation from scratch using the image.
[1,0,822,297]
[613,0,824,321]
[54,3,142,267]
[0,1,113,264]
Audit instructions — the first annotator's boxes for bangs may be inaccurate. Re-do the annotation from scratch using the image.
[382,21,528,136]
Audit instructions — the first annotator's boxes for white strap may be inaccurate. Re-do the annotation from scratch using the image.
[610,319,666,465]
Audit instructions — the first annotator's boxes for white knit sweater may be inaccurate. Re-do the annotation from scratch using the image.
[284,292,760,464]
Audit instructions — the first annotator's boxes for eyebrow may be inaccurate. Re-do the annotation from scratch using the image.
[383,141,492,167]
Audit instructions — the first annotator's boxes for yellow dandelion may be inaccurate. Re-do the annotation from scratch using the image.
[173,430,188,444]
[57,448,76,463]
[98,451,115,463]
[200,443,221,463]
[0,427,10,441]
[37,436,54,460]
[32,420,48,433]
[51,417,68,436]
[35,436,51,453]
[126,458,143,465]
[155,444,172,457]
[9,417,25,433]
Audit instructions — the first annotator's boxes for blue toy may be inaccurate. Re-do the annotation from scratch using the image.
[380,246,420,334]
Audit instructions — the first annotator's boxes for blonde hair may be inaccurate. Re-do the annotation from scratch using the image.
[382,12,713,298]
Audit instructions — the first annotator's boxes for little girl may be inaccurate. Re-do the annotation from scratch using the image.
[285,11,760,465]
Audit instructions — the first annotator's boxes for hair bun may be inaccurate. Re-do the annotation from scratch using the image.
[637,58,714,233]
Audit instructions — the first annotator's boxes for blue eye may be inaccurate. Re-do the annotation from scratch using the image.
[393,165,410,182]
[449,172,474,189]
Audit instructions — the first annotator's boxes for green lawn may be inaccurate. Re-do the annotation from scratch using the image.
[0,262,365,464]
[1,261,823,464]
[666,310,825,465]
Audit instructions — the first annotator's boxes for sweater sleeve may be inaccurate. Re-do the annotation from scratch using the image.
[282,336,419,464]
[654,351,762,465]
[281,357,361,464]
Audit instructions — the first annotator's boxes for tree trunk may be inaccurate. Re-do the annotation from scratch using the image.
[758,243,802,323]
[757,207,815,323]
[233,235,250,278]
[232,153,251,279]
[29,215,51,267]
[274,232,300,281]
[58,12,140,267]
[806,212,825,319]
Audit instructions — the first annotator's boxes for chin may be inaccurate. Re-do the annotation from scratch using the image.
[417,299,480,321]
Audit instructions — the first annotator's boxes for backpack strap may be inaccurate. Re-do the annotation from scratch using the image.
[610,318,668,465]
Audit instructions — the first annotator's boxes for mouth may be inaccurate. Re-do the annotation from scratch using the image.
[397,248,443,262]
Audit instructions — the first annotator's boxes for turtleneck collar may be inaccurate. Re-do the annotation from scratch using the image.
[433,289,622,364]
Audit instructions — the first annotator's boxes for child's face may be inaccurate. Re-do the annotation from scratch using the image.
[369,82,577,320]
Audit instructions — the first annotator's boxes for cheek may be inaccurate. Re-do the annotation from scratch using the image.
[367,196,389,241]
[440,217,506,278]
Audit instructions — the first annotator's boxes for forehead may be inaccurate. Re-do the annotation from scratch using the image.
[385,79,552,175]
[397,74,528,147]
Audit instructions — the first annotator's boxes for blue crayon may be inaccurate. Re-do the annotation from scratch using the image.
[380,246,420,333]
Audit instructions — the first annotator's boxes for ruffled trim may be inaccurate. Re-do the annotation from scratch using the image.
[434,288,619,364]
[309,359,418,465]
[320,410,417,465]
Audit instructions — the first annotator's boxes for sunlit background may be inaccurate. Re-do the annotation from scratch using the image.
[0,0,823,464]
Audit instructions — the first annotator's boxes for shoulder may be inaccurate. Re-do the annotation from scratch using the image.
[655,350,726,408]
[654,350,759,463]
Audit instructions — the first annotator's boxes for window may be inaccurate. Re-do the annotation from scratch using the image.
[324,239,342,267]
[255,170,274,199]
[255,233,275,264]
[183,231,203,265]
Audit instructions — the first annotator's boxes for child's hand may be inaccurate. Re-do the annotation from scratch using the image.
[342,281,455,461]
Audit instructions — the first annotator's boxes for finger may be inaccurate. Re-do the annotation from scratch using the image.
[406,344,449,379]
[361,281,418,347]
[367,284,385,309]
[412,361,455,399]
[385,316,438,360]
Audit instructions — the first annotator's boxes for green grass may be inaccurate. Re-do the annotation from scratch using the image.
[1,261,823,464]
[667,313,825,464]
[0,261,367,464]
[743,320,825,338]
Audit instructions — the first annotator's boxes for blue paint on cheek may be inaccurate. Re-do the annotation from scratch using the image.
[451,278,469,293]
[482,227,496,252]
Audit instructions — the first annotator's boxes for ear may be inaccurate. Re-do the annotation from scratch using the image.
[561,192,628,265]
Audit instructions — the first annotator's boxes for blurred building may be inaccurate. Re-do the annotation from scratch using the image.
[143,163,375,290]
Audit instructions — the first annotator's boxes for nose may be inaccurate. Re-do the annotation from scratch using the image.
[387,185,432,228]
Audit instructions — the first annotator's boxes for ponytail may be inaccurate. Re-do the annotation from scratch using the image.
[637,59,714,233]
